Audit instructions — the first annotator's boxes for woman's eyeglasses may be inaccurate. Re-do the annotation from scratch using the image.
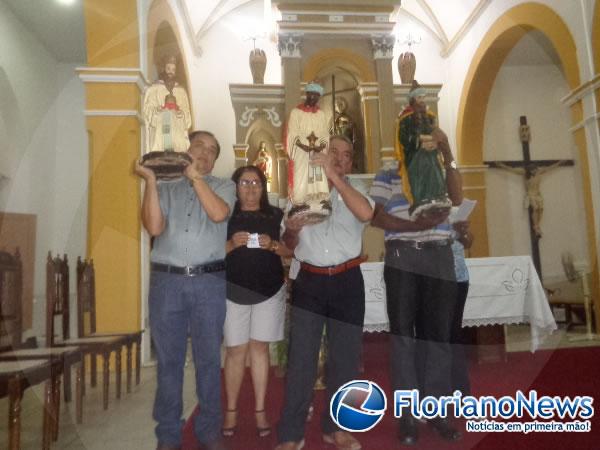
[238,179,262,187]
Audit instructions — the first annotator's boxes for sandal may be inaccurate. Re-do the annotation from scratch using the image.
[222,409,237,437]
[255,409,271,437]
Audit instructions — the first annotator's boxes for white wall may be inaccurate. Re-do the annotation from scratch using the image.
[53,64,89,260]
[392,14,447,87]
[438,0,593,152]
[182,0,282,177]
[161,1,596,169]
[144,0,597,279]
[0,3,88,337]
[483,63,589,280]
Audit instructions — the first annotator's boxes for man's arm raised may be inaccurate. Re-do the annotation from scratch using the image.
[184,164,231,223]
[135,160,165,236]
[312,152,374,222]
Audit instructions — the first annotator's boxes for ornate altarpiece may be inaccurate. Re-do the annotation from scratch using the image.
[229,0,442,206]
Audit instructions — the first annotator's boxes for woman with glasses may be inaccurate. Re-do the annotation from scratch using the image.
[222,165,290,438]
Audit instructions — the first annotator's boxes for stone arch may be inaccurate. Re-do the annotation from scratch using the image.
[457,3,580,165]
[456,2,599,320]
[303,48,376,83]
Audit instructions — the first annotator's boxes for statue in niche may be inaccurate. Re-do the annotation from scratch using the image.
[331,97,356,145]
[286,82,331,222]
[143,55,192,153]
[252,141,273,186]
[331,96,363,172]
[395,80,452,219]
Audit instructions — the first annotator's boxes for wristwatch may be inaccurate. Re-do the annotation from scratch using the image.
[446,160,457,170]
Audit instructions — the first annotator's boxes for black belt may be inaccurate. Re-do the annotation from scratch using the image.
[151,260,226,276]
[386,238,453,252]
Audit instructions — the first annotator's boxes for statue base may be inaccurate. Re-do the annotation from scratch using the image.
[142,151,192,180]
[288,199,332,225]
[410,198,453,221]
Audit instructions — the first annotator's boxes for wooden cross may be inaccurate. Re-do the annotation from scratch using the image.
[484,116,574,279]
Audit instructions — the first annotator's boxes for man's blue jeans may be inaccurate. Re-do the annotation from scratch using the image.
[149,270,226,447]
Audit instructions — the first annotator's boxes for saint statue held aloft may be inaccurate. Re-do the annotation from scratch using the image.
[143,55,192,153]
[141,55,193,179]
[286,82,331,222]
[396,80,452,219]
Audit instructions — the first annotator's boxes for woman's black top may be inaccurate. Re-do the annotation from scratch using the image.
[226,206,285,305]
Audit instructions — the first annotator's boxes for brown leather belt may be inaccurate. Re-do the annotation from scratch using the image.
[300,256,367,276]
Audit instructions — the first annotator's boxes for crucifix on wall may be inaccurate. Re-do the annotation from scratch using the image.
[485,116,574,278]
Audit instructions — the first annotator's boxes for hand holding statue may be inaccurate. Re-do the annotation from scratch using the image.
[284,214,312,233]
[309,151,338,183]
[412,209,450,231]
[183,159,202,182]
[134,159,157,183]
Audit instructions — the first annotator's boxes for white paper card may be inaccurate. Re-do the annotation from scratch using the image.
[247,233,260,248]
[450,199,477,223]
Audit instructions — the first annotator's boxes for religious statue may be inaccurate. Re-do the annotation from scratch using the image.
[495,161,562,238]
[252,141,273,183]
[143,55,192,153]
[395,80,452,219]
[331,96,364,173]
[286,82,331,221]
[331,97,356,144]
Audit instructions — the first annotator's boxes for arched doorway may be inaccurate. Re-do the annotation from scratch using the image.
[456,2,599,320]
[303,49,377,172]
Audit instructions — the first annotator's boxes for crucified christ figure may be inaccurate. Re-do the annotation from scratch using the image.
[496,161,563,238]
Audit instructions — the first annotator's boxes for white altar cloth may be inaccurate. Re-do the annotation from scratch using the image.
[361,256,557,352]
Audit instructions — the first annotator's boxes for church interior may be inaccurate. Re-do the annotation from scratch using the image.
[1,0,600,448]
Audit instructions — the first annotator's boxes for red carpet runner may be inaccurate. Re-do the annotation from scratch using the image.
[182,334,600,449]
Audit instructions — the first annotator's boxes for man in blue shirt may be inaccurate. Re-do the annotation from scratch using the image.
[276,135,374,450]
[136,130,235,450]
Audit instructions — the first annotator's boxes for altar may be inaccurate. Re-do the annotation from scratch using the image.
[362,255,557,352]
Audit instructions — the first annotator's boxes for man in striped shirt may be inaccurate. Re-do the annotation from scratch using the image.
[369,128,463,445]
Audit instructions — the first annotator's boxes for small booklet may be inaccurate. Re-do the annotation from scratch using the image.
[449,198,477,223]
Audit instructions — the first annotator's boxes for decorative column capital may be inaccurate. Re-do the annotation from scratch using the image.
[233,144,249,166]
[278,33,303,58]
[371,34,395,59]
[357,83,379,100]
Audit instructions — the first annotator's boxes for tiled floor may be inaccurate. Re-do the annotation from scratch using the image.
[505,322,600,352]
[0,363,197,450]
[2,324,599,449]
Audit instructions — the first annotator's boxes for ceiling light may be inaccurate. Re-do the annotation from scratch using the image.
[57,0,76,5]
